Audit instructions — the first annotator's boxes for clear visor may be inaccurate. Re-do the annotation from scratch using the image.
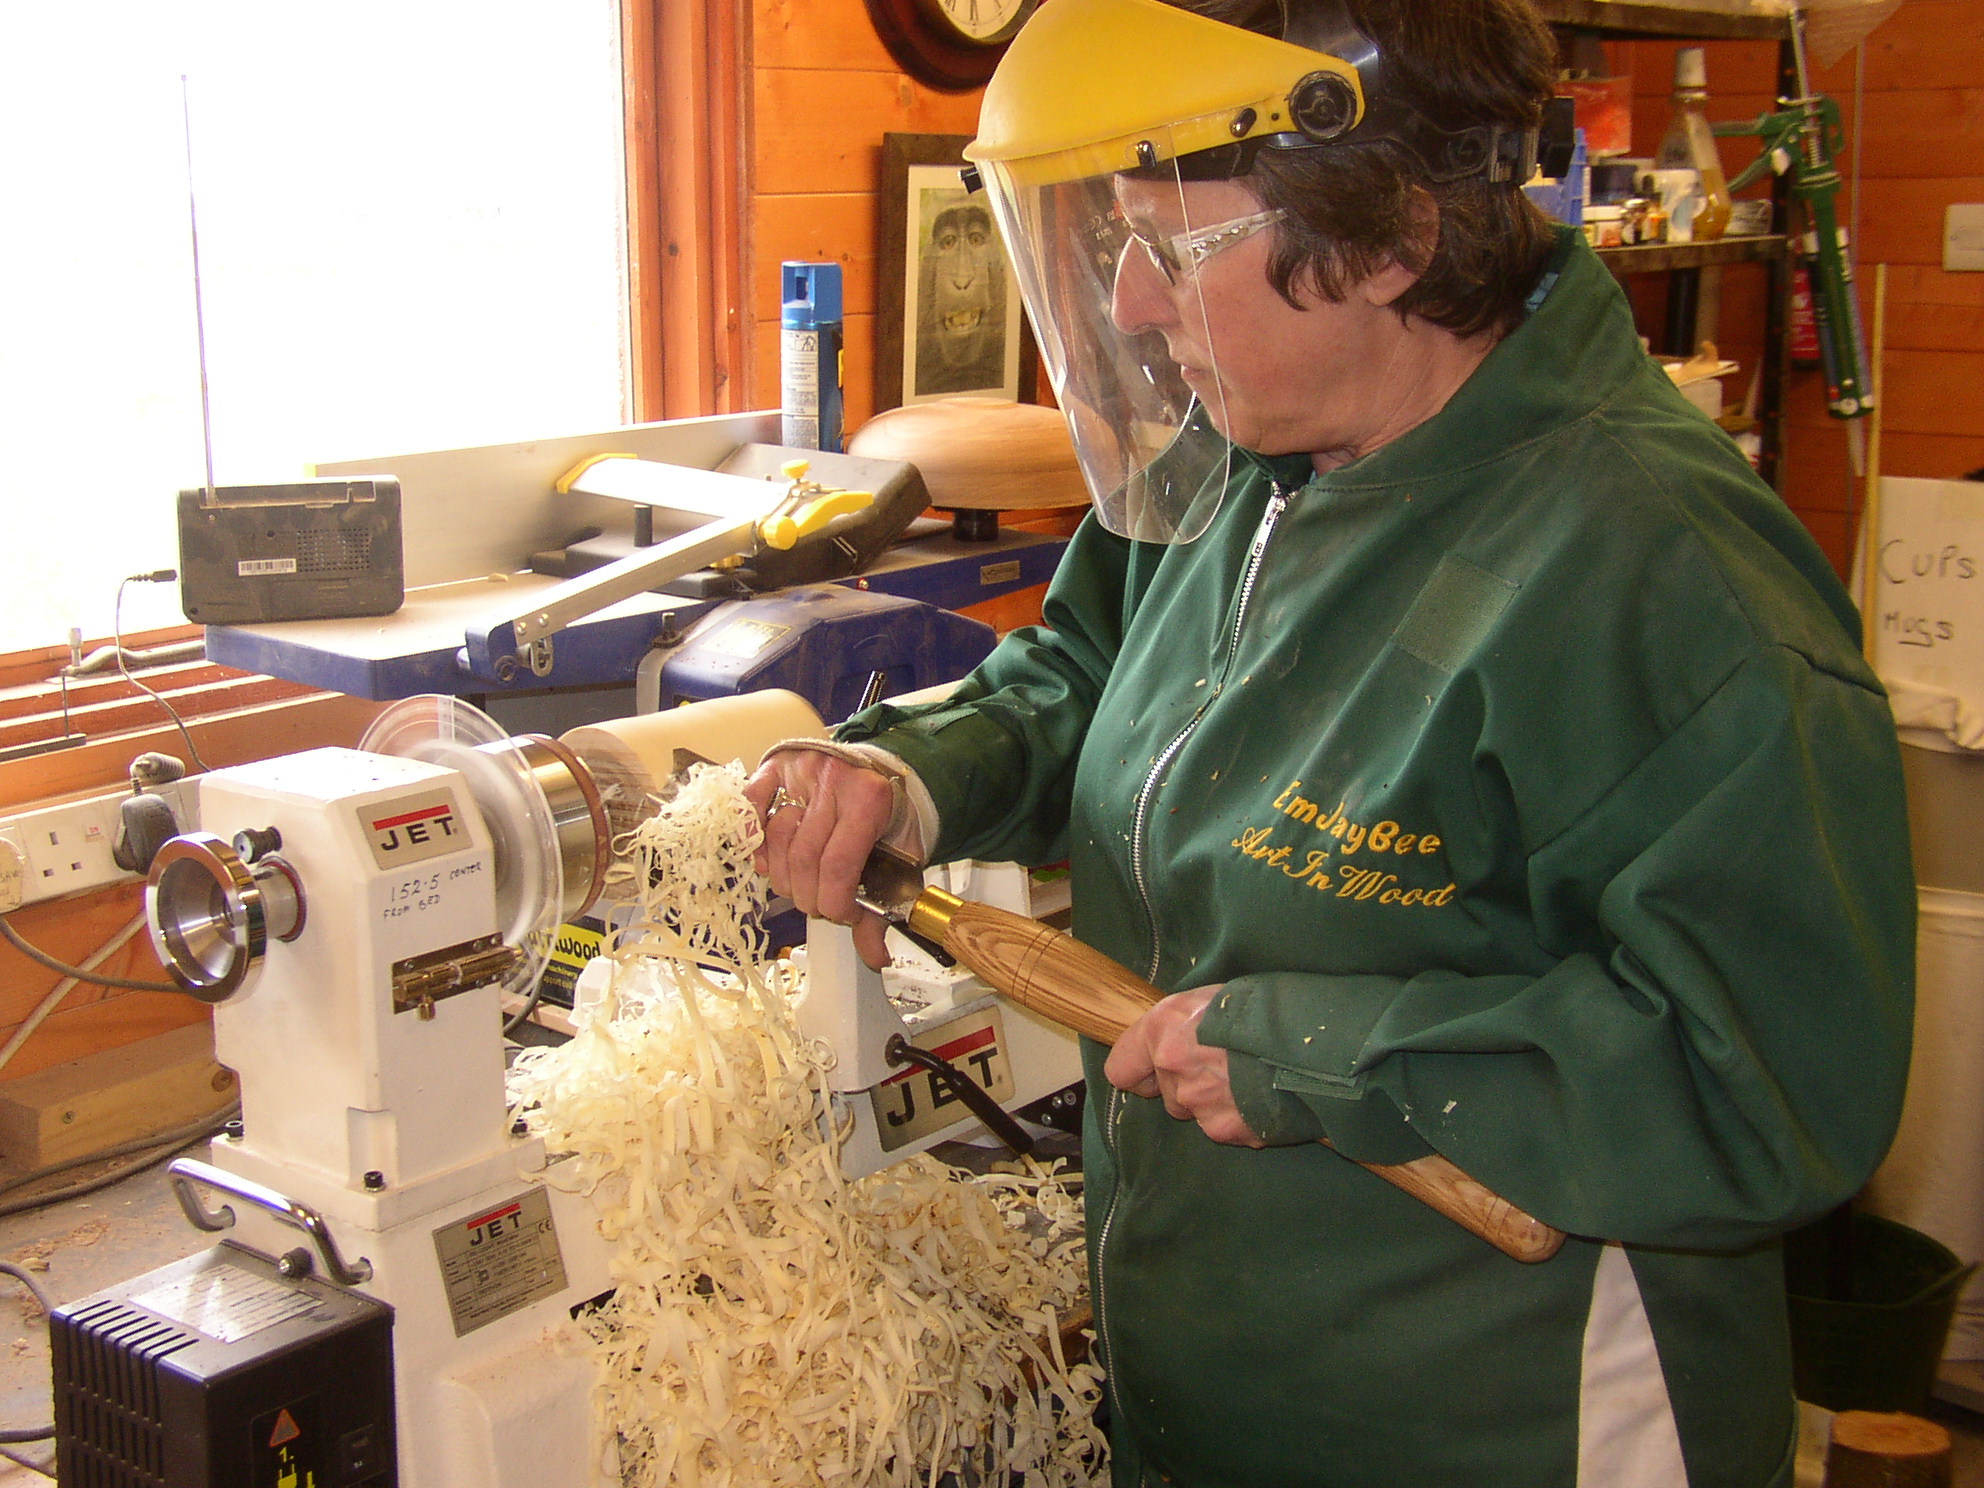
[979,140,1258,544]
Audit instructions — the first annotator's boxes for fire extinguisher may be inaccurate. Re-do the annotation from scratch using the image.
[1789,262,1823,370]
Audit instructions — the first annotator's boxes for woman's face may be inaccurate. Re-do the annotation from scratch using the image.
[1110,175,1415,462]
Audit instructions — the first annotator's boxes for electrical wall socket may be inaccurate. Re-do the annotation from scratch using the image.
[0,783,193,913]
[1946,204,1984,272]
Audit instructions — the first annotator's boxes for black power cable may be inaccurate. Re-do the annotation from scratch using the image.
[0,1262,56,1446]
[113,572,212,774]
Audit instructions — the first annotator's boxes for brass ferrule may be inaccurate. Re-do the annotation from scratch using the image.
[904,884,965,942]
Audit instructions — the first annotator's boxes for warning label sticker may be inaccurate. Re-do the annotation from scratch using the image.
[132,1262,320,1345]
[251,1396,320,1486]
[432,1186,567,1338]
[707,617,791,660]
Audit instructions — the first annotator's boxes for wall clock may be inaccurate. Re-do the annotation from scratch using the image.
[864,0,1039,92]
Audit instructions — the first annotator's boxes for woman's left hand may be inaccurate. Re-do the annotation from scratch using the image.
[1104,986,1263,1148]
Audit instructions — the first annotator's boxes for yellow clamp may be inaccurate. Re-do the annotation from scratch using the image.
[758,489,873,550]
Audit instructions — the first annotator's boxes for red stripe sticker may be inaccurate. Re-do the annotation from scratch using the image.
[880,1026,998,1087]
[466,1203,521,1230]
[373,804,454,831]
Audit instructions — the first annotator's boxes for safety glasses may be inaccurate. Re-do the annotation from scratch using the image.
[1123,207,1286,286]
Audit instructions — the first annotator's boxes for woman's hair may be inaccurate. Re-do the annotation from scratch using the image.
[1173,0,1562,338]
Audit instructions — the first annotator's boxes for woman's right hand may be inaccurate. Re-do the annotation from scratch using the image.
[744,747,902,968]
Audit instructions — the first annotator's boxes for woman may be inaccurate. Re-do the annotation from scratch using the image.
[749,0,1915,1483]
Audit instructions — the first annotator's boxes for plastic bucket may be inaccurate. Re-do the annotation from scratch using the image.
[1784,1211,1977,1413]
[1863,886,1984,1358]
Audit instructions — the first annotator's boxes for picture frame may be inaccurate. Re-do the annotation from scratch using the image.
[876,132,1036,412]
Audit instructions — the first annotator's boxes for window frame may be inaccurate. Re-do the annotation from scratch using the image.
[1,1,741,803]
[625,0,751,420]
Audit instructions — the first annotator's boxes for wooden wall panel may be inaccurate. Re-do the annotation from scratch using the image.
[1812,1,1984,92]
[1885,431,1984,481]
[752,192,878,324]
[1855,90,1984,179]
[748,0,989,434]
[1857,179,1984,269]
[755,0,899,71]
[0,884,207,1084]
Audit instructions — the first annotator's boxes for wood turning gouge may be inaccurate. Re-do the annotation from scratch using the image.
[858,849,1566,1264]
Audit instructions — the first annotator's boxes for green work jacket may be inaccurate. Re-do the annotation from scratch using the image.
[843,232,1915,1488]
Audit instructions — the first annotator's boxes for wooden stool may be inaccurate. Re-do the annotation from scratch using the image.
[1825,1410,1953,1488]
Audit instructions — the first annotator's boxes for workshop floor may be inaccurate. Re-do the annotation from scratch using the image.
[0,1157,213,1483]
[0,1161,1980,1486]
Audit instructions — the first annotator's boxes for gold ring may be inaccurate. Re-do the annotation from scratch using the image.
[768,787,808,818]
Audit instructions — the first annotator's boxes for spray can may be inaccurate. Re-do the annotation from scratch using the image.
[780,263,843,451]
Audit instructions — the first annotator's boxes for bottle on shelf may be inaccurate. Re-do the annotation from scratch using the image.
[1655,47,1732,243]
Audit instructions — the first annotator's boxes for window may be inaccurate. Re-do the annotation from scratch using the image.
[0,2,630,654]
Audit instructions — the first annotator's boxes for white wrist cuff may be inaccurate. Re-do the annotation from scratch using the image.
[763,738,939,862]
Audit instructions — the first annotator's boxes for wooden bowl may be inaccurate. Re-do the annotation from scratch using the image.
[847,397,1089,512]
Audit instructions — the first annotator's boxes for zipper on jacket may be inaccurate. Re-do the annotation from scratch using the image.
[1095,481,1291,1435]
[1126,481,1291,983]
[1093,1084,1125,1426]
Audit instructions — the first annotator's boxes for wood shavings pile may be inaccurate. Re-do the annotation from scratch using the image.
[510,762,1105,1487]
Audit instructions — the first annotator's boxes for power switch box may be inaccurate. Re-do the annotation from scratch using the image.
[52,1239,396,1487]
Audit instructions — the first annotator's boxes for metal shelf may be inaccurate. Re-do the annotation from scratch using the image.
[1534,0,1790,40]
[1596,233,1788,275]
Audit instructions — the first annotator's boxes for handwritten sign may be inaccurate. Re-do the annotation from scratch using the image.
[1868,477,1984,698]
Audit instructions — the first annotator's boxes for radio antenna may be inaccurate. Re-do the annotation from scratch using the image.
[180,75,218,504]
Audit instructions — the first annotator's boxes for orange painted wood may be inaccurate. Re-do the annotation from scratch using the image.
[1793,508,1856,578]
[0,660,257,723]
[957,583,1050,636]
[1885,431,1984,479]
[1,675,314,750]
[1780,349,1984,437]
[0,883,206,1082]
[753,192,877,322]
[0,692,386,809]
[754,0,900,72]
[655,0,750,417]
[1858,178,1984,269]
[624,0,667,422]
[0,626,201,693]
[754,68,981,196]
[1856,91,1984,180]
[1623,39,1779,100]
[1870,293,1984,355]
[3,995,211,1085]
[911,893,1565,1263]
[1810,0,1984,94]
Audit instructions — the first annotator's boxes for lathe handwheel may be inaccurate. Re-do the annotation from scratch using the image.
[146,832,303,1004]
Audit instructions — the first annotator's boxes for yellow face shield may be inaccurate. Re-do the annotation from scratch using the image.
[963,0,1378,542]
[967,0,1368,190]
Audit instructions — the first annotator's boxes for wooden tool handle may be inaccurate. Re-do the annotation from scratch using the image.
[907,890,1566,1264]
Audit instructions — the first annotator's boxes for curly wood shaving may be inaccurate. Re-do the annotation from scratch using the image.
[510,762,1105,1486]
